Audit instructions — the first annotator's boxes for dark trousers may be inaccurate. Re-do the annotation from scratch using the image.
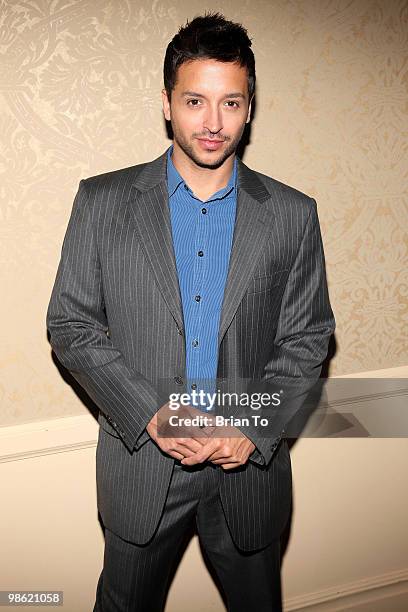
[93,461,282,611]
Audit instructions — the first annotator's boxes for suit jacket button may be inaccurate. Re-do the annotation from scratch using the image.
[174,376,183,385]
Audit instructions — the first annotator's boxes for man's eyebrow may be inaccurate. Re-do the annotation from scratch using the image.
[181,91,246,99]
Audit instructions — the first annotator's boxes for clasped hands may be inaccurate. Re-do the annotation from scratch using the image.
[146,402,256,470]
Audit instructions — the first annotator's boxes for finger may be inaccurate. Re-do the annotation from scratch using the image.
[181,440,219,465]
[166,442,201,459]
[204,439,237,461]
[210,456,240,464]
[205,449,233,461]
[175,438,205,453]
[169,450,186,460]
[155,438,186,459]
[173,425,213,442]
[191,432,215,443]
[220,462,242,470]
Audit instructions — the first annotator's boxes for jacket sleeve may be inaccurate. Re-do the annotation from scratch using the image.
[241,198,336,467]
[46,180,162,454]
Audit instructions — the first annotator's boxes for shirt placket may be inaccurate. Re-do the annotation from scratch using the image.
[189,193,209,411]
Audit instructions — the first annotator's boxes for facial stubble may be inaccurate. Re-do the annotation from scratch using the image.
[171,121,246,169]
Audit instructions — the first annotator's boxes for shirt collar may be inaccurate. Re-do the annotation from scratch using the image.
[166,144,237,202]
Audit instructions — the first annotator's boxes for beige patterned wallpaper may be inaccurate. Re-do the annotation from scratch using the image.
[1,0,407,425]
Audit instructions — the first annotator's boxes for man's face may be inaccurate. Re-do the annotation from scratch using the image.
[162,59,252,169]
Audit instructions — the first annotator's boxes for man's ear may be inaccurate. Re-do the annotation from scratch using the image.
[162,88,171,121]
[246,94,254,124]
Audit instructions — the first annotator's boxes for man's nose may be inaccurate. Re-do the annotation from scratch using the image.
[203,106,223,135]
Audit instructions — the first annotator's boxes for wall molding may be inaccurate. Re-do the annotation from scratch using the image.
[0,414,98,464]
[333,365,408,378]
[285,567,408,611]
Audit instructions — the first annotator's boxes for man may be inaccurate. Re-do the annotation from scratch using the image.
[46,12,335,612]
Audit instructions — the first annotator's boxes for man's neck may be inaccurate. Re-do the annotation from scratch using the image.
[171,142,235,201]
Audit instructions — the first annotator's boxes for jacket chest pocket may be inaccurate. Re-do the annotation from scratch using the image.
[245,269,289,295]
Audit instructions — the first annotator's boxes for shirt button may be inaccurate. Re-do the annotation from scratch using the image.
[195,295,201,302]
[197,250,204,257]
[191,383,197,390]
[192,339,199,347]
[184,184,189,190]
[201,208,207,214]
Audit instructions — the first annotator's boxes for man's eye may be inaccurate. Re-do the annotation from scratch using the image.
[225,101,239,108]
[187,99,201,106]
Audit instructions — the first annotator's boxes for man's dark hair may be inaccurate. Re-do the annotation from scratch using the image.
[164,12,255,102]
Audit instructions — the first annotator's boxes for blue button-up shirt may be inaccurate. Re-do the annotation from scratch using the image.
[167,145,237,411]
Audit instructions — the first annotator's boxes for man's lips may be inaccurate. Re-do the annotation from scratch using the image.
[196,138,225,150]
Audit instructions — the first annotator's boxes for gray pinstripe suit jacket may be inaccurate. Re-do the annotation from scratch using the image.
[46,147,335,550]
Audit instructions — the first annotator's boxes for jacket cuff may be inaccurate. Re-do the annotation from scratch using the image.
[134,428,152,451]
[246,431,285,467]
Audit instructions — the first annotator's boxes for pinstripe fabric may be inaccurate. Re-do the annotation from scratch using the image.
[93,464,208,611]
[46,146,335,550]
[93,463,282,612]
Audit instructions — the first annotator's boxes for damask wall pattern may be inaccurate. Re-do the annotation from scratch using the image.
[0,0,407,424]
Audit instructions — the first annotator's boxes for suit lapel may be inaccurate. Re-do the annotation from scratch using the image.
[128,150,184,332]
[218,163,275,345]
[128,148,276,347]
